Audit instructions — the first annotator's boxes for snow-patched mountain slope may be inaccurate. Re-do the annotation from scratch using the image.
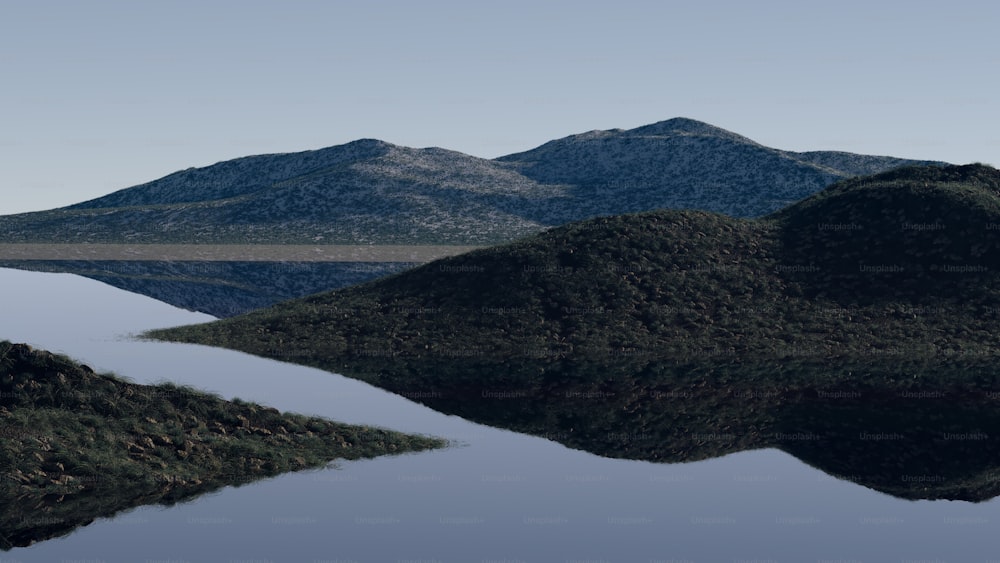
[67,139,396,208]
[4,143,564,244]
[498,117,946,218]
[0,118,946,244]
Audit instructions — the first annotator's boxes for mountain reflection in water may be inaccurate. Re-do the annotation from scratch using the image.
[0,260,416,317]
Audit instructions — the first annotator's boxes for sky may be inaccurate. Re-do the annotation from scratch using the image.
[1,0,998,214]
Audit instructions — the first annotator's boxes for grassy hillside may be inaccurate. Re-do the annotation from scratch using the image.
[773,163,1000,302]
[0,342,445,549]
[148,164,1000,362]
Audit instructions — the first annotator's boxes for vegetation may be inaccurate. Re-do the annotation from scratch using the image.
[0,341,445,549]
[148,164,1000,362]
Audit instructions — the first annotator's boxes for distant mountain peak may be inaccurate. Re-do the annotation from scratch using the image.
[316,137,395,159]
[632,116,713,132]
[568,129,623,141]
[505,117,765,159]
[627,117,760,144]
[553,118,745,143]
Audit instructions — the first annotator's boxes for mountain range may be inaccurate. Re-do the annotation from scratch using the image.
[0,118,944,244]
[147,163,1000,360]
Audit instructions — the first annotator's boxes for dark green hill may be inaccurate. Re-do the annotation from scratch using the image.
[0,342,444,549]
[150,207,786,359]
[773,163,1000,303]
[148,164,1000,361]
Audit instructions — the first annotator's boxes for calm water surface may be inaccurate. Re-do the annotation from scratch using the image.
[2,267,999,562]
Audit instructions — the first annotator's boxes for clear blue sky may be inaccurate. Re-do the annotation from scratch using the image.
[2,0,997,213]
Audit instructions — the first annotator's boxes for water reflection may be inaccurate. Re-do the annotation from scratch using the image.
[319,354,1000,502]
[4,265,1000,561]
[1,468,296,550]
[0,260,415,317]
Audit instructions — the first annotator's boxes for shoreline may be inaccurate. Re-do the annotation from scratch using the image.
[0,244,481,262]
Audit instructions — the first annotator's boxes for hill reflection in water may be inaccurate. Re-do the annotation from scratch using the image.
[322,353,1000,502]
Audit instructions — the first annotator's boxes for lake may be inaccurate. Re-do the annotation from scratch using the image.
[3,265,1000,562]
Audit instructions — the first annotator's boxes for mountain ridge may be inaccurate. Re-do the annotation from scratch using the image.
[1,118,948,244]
